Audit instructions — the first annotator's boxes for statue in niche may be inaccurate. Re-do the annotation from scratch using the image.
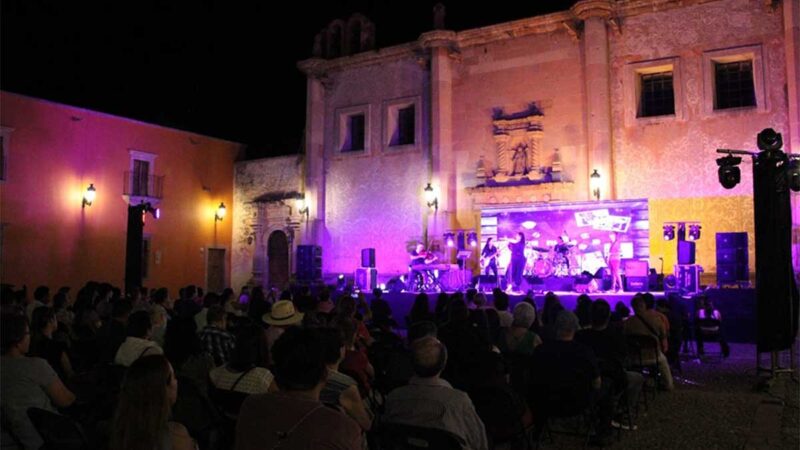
[511,143,528,176]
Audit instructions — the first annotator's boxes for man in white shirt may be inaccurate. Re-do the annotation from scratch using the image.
[115,310,162,367]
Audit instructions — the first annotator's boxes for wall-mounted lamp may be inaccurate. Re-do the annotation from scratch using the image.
[82,183,96,208]
[589,169,601,201]
[215,202,226,221]
[424,183,438,211]
[296,197,309,221]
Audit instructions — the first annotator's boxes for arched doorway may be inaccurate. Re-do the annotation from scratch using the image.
[267,230,290,289]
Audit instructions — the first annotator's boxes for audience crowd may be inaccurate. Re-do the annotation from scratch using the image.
[0,280,718,450]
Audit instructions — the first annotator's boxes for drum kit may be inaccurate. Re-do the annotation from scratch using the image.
[521,242,581,278]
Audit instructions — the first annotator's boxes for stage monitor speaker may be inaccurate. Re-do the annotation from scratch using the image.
[624,276,649,292]
[678,241,696,265]
[355,268,377,291]
[623,259,649,277]
[296,245,322,282]
[386,277,405,294]
[361,248,376,268]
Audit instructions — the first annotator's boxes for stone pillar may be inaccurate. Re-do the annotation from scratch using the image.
[251,217,265,288]
[785,0,800,274]
[421,30,457,243]
[303,70,327,250]
[573,0,614,200]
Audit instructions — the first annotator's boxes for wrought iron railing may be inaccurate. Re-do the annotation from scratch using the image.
[123,172,164,199]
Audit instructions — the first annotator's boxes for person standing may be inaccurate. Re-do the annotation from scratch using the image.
[508,232,526,293]
[481,238,499,280]
[607,232,623,292]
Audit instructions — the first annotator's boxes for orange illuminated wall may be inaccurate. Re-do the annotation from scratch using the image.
[0,92,243,295]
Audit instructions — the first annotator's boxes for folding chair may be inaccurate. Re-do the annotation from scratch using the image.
[378,422,463,450]
[27,408,89,450]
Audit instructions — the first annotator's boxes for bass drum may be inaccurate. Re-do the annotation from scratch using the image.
[532,258,553,277]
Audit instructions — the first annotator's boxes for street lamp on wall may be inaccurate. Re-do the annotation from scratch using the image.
[215,202,226,221]
[82,183,96,208]
[296,196,309,221]
[590,169,601,201]
[424,183,438,211]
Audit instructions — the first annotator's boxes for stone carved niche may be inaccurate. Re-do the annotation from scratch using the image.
[489,104,545,183]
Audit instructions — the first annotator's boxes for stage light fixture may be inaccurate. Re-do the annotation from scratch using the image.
[688,224,701,241]
[444,232,455,248]
[663,224,675,241]
[423,183,438,211]
[82,183,96,208]
[716,154,742,189]
[467,232,478,248]
[215,202,226,221]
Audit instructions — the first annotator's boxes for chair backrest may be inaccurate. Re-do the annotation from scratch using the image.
[695,318,721,335]
[468,385,524,440]
[625,334,659,366]
[379,422,463,450]
[27,408,89,450]
[209,387,250,419]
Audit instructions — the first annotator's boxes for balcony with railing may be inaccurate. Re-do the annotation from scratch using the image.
[123,171,164,204]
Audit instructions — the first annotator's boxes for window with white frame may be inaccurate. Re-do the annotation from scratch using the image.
[127,150,158,197]
[702,44,765,116]
[336,105,370,154]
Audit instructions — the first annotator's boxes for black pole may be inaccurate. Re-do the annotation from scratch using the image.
[125,205,144,294]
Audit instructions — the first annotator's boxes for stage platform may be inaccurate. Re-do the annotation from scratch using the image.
[366,288,756,343]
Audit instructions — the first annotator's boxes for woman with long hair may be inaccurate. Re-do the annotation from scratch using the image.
[110,354,196,450]
[29,306,73,381]
[407,293,434,326]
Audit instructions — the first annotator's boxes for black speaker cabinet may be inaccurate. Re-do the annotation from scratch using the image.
[677,241,696,265]
[296,245,322,281]
[361,248,376,268]
[715,232,748,284]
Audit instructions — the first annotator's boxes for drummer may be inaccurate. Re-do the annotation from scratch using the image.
[554,232,573,270]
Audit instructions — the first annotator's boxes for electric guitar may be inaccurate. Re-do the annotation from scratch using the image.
[480,252,497,269]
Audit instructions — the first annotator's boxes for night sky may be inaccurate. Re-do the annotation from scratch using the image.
[2,1,576,159]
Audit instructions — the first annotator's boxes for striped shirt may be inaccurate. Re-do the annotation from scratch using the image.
[210,366,274,395]
[320,370,357,408]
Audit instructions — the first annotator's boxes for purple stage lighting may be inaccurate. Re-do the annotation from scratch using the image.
[467,232,478,247]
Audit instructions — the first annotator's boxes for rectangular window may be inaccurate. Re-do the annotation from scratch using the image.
[142,237,151,279]
[714,60,756,110]
[391,105,415,146]
[133,159,150,196]
[343,114,365,152]
[0,135,5,181]
[638,72,675,117]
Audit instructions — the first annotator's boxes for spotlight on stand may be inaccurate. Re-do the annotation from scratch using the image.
[662,224,675,241]
[716,154,742,189]
[688,224,701,241]
[467,232,478,248]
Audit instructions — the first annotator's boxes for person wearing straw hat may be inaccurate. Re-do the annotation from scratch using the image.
[263,300,304,364]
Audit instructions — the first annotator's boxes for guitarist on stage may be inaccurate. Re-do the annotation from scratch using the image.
[480,237,499,278]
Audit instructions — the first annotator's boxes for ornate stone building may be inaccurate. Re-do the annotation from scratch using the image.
[233,0,799,289]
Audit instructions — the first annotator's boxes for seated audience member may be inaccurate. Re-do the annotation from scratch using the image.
[623,296,674,390]
[407,320,438,344]
[438,299,493,388]
[434,292,452,324]
[52,288,75,329]
[695,296,730,357]
[163,317,215,393]
[26,286,50,321]
[382,336,488,450]
[531,311,614,443]
[210,324,276,395]
[1,313,76,450]
[611,301,631,323]
[499,302,542,355]
[199,305,236,366]
[29,307,73,381]
[576,300,643,426]
[247,287,271,326]
[574,294,593,329]
[115,310,163,367]
[470,293,501,345]
[110,354,196,450]
[494,292,513,328]
[319,328,373,431]
[370,288,393,324]
[644,293,670,351]
[97,300,132,363]
[236,327,362,450]
[521,294,543,335]
[263,300,304,364]
[338,318,374,394]
[335,296,374,348]
[407,293,435,326]
[149,303,168,348]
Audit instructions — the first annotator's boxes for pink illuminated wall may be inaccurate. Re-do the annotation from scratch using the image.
[0,92,243,294]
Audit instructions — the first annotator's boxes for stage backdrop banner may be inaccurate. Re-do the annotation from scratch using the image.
[479,199,649,276]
